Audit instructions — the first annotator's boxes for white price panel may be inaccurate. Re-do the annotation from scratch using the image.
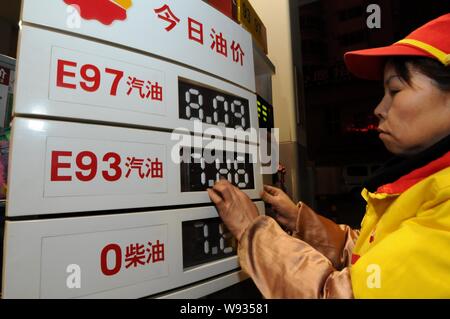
[6,118,263,217]
[21,0,255,91]
[50,46,166,117]
[44,137,167,197]
[15,26,258,143]
[2,202,266,299]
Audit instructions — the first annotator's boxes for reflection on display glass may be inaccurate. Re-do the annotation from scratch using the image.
[180,147,255,192]
[178,79,250,130]
[182,217,237,269]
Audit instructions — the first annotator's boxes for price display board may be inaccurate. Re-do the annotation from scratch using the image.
[180,147,255,192]
[3,0,266,298]
[14,26,258,143]
[6,118,262,217]
[2,202,265,298]
[182,218,236,269]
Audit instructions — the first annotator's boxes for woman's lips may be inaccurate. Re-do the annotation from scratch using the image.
[377,128,390,138]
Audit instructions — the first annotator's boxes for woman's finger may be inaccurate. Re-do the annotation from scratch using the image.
[207,188,225,210]
[264,185,279,195]
[260,190,275,205]
[213,180,234,202]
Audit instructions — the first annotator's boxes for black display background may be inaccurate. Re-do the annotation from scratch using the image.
[180,147,255,192]
[257,94,274,130]
[182,217,237,269]
[178,79,251,130]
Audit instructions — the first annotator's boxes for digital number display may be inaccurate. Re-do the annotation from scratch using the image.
[178,79,250,130]
[180,147,255,192]
[182,218,237,269]
[257,94,274,130]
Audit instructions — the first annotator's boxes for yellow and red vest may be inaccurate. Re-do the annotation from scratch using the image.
[350,151,450,298]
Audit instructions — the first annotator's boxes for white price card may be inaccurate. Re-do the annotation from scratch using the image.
[2,203,265,298]
[14,26,258,143]
[7,118,263,217]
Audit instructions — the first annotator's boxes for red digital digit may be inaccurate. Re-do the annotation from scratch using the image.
[100,244,122,276]
[75,151,98,182]
[80,64,101,92]
[56,59,77,89]
[105,68,124,96]
[102,152,122,182]
[50,151,72,181]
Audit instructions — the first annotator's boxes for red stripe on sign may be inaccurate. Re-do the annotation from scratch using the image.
[351,254,360,265]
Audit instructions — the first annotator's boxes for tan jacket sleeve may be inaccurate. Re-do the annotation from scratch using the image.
[291,202,360,269]
[238,216,354,299]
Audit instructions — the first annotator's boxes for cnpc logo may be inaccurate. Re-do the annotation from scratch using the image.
[64,0,132,27]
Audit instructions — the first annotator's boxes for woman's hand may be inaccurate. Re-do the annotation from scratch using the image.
[207,180,260,242]
[260,185,299,232]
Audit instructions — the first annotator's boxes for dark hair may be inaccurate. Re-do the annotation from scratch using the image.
[388,57,450,92]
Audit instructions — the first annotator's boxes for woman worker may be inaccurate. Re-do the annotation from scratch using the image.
[207,13,450,298]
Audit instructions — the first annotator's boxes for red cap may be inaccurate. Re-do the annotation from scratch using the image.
[344,13,450,80]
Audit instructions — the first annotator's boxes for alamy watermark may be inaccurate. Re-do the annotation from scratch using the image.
[170,121,280,175]
[366,264,381,289]
[366,4,381,29]
[66,264,81,289]
[66,4,82,29]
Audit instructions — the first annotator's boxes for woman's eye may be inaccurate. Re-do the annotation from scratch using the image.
[389,89,400,96]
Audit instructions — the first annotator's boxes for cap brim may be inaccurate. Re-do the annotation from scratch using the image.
[344,44,434,80]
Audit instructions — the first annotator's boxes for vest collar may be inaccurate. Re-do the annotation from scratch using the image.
[376,151,450,194]
[364,134,450,194]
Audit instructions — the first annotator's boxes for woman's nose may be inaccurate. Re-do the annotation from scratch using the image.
[374,96,388,120]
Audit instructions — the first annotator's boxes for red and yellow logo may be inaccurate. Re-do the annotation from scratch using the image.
[64,0,132,25]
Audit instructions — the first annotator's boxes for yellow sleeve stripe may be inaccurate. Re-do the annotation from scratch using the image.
[396,39,450,66]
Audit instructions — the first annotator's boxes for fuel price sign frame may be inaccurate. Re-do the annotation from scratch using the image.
[3,0,267,299]
[14,26,259,144]
[6,117,262,217]
[2,202,265,298]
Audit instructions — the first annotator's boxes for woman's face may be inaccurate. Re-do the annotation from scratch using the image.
[374,62,450,155]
